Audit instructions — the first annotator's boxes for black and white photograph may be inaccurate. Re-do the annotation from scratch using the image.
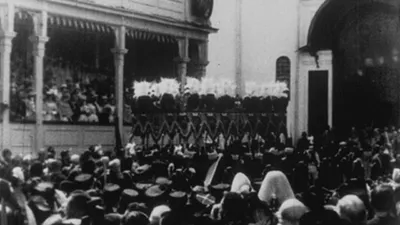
[1,0,400,225]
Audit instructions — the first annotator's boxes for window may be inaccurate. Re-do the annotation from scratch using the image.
[276,56,291,86]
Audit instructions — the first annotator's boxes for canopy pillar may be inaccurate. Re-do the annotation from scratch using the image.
[0,3,16,150]
[112,25,128,144]
[30,11,49,152]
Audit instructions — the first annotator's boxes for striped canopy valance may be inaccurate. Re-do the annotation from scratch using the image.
[126,29,176,43]
[48,15,113,33]
[14,11,113,34]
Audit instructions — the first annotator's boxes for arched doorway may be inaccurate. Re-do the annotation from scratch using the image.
[307,0,400,136]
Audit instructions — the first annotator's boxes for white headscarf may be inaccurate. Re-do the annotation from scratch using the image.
[258,171,294,206]
[231,173,253,194]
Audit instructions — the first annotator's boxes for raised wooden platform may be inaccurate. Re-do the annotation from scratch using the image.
[1,123,132,155]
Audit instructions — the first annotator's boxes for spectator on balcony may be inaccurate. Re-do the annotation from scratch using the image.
[58,94,73,122]
[43,93,59,121]
[78,103,90,122]
[87,103,99,123]
[24,92,36,121]
[10,83,27,121]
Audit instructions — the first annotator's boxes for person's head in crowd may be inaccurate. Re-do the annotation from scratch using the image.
[300,209,344,225]
[231,172,253,194]
[220,192,248,222]
[149,205,171,225]
[47,146,56,159]
[38,148,48,162]
[81,159,96,175]
[370,184,395,214]
[109,159,121,174]
[80,151,92,165]
[2,148,12,163]
[101,156,110,168]
[48,159,62,173]
[65,192,91,219]
[258,170,294,207]
[336,195,367,225]
[11,166,25,186]
[126,202,149,215]
[30,160,44,178]
[22,154,33,174]
[276,198,308,225]
[122,211,149,225]
[103,213,122,225]
[60,149,70,167]
[70,154,80,166]
[11,154,23,167]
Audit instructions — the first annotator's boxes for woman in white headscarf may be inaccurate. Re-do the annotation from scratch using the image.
[258,170,295,209]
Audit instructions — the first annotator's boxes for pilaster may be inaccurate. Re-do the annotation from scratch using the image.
[193,40,209,78]
[175,37,190,92]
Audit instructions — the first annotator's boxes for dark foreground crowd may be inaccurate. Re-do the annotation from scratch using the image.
[1,127,400,225]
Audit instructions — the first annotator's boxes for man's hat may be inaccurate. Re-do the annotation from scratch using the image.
[135,183,153,192]
[145,185,168,198]
[155,177,172,186]
[120,189,139,205]
[74,174,93,190]
[103,184,122,207]
[60,180,76,195]
[118,189,139,214]
[169,191,187,209]
[209,183,230,202]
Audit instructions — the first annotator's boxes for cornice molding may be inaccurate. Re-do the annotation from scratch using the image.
[12,0,216,41]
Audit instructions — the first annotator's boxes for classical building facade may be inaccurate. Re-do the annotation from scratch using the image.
[209,0,400,140]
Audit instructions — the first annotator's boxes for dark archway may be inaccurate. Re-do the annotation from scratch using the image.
[306,0,400,134]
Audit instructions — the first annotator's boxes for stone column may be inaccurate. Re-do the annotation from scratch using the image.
[175,37,190,93]
[194,40,209,78]
[0,4,16,150]
[30,11,49,152]
[111,26,128,144]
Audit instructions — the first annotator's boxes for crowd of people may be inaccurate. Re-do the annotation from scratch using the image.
[1,126,400,225]
[9,66,121,125]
